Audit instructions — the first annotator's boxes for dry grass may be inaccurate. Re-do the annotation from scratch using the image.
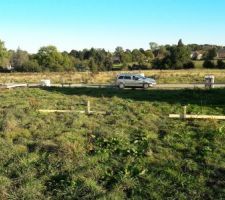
[1,69,225,84]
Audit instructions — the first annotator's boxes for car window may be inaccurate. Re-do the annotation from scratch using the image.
[118,76,124,80]
[133,76,139,80]
[124,76,131,80]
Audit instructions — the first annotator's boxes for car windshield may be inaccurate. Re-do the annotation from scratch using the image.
[136,75,145,79]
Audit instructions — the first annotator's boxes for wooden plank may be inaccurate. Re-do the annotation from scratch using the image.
[88,111,107,115]
[39,101,106,115]
[6,84,28,89]
[169,114,225,120]
[39,110,85,113]
[38,110,106,115]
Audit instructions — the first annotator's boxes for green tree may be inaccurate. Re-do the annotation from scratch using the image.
[93,49,106,70]
[36,46,65,71]
[153,46,168,58]
[203,60,215,68]
[11,48,29,70]
[149,42,159,51]
[21,59,42,72]
[206,48,217,60]
[164,40,191,69]
[144,50,154,60]
[150,42,163,58]
[217,59,225,69]
[69,50,80,59]
[0,40,10,67]
[61,52,75,71]
[88,58,98,72]
[132,49,145,65]
[121,51,132,66]
[104,55,113,71]
[115,47,124,62]
[178,39,184,47]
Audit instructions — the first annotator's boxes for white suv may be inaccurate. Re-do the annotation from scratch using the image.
[116,74,156,89]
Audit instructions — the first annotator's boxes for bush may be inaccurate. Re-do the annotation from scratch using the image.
[203,60,215,68]
[128,64,149,70]
[183,61,195,69]
[19,60,42,72]
[217,59,225,69]
[152,58,166,69]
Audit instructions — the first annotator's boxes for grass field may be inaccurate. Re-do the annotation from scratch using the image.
[193,60,204,69]
[0,87,224,199]
[1,69,225,85]
[193,60,225,69]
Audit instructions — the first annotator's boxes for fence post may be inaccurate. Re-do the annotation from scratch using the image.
[182,106,187,119]
[87,101,91,114]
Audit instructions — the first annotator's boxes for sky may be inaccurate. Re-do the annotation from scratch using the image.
[0,0,225,53]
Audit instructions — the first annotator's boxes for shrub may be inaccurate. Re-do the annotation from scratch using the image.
[183,61,195,69]
[152,58,165,69]
[217,59,225,69]
[203,60,215,68]
[128,64,149,70]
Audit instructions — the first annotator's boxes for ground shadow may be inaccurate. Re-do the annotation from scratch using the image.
[40,87,225,108]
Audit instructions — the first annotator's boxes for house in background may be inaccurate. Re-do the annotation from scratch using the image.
[0,65,14,72]
[190,51,205,60]
[217,49,225,59]
[6,65,14,71]
[112,56,121,64]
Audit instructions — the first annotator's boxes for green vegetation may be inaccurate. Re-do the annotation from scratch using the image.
[0,40,10,67]
[1,38,225,72]
[152,39,193,69]
[203,60,225,69]
[0,87,224,199]
[193,60,204,69]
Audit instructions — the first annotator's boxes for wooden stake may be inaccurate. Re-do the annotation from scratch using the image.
[169,105,225,120]
[170,105,225,120]
[183,106,187,119]
[87,101,91,114]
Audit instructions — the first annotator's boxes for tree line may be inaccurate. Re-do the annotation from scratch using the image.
[0,39,225,72]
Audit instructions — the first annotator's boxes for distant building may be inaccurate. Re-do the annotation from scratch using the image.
[190,51,205,60]
[113,56,121,64]
[217,49,225,59]
[6,65,14,71]
[0,65,14,73]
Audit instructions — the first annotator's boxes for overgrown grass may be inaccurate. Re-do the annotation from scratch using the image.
[193,60,204,69]
[1,69,225,84]
[0,87,224,199]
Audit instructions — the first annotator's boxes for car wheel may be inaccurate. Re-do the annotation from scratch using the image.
[143,83,149,89]
[119,83,125,89]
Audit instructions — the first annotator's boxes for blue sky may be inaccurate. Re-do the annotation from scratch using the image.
[0,0,225,53]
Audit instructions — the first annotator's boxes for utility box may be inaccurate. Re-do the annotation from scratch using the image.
[205,75,214,88]
[40,80,51,87]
